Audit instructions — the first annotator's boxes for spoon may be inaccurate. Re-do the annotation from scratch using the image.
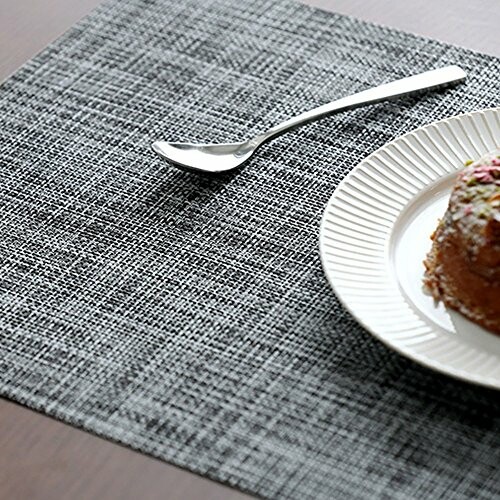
[152,65,466,174]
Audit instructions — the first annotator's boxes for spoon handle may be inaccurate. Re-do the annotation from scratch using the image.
[260,65,466,142]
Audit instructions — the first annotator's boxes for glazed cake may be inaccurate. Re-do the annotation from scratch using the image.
[424,150,500,333]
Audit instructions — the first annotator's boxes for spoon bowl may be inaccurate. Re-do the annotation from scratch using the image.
[152,140,256,173]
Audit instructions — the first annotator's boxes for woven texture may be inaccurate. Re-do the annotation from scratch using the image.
[1,0,500,497]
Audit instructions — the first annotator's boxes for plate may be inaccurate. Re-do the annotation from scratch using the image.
[320,108,500,389]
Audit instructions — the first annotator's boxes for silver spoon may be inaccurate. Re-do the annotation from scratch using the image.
[152,65,466,174]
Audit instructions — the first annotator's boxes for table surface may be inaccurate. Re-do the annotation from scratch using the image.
[0,1,498,499]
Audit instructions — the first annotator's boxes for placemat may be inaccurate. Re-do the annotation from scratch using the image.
[1,0,499,497]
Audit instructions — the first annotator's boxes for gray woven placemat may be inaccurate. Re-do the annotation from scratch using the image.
[1,0,499,497]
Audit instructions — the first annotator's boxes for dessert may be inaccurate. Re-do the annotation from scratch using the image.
[424,150,500,333]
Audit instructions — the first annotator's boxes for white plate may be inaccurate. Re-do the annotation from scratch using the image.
[320,108,500,389]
